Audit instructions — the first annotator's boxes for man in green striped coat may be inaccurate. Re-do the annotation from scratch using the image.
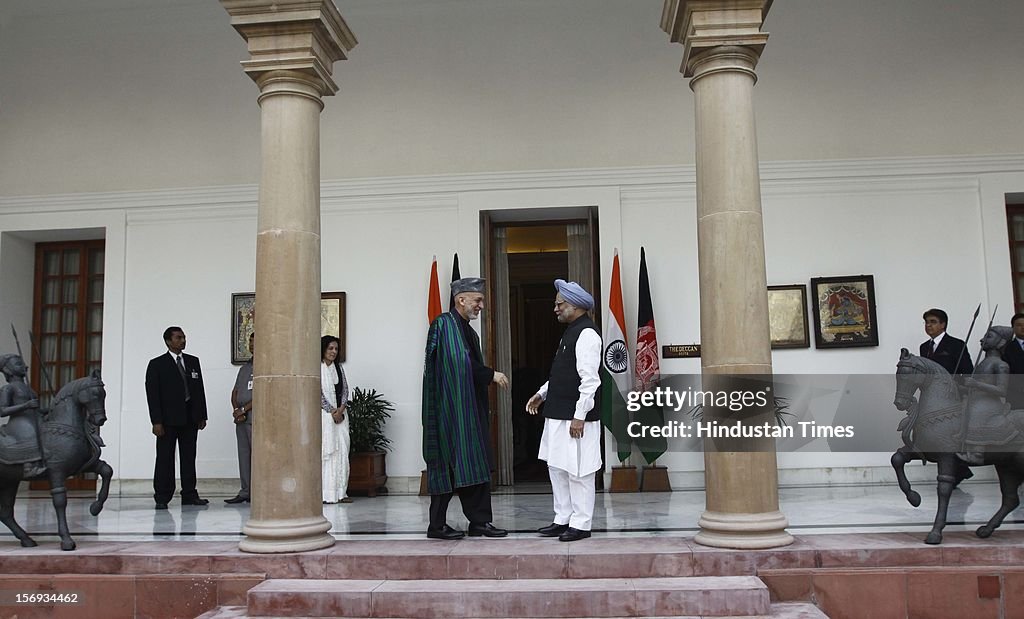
[422,277,510,539]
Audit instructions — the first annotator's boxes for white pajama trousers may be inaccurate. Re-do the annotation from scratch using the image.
[548,466,596,531]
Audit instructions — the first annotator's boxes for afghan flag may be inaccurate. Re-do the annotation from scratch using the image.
[600,249,633,463]
[448,252,461,310]
[634,247,667,463]
[428,256,442,323]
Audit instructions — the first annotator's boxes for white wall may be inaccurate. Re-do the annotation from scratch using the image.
[2,1,1024,196]
[0,233,36,354]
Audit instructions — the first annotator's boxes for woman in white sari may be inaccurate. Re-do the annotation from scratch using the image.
[320,335,352,503]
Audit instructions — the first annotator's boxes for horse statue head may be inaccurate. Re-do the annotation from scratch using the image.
[894,347,960,412]
[49,370,107,429]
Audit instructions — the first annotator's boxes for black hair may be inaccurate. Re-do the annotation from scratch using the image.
[320,335,340,364]
[922,309,948,325]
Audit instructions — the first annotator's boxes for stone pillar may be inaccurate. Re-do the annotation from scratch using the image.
[661,0,792,549]
[221,0,356,553]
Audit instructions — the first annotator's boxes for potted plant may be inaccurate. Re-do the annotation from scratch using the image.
[347,387,393,496]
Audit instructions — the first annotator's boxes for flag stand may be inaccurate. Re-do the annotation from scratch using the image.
[640,464,672,492]
[609,464,640,492]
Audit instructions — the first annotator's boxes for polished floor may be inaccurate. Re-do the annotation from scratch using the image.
[5,479,1024,545]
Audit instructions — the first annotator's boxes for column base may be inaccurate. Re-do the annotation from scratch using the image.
[240,515,335,554]
[694,510,793,549]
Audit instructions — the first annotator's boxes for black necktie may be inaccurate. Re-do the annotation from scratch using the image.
[177,355,191,402]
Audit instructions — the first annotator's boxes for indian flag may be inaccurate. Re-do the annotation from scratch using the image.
[600,249,633,462]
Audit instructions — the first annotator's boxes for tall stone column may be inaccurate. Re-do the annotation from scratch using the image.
[222,0,356,553]
[661,0,792,549]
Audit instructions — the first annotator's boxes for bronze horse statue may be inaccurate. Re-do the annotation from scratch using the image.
[892,332,1024,544]
[0,371,112,550]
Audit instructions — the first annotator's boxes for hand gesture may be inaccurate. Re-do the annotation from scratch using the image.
[493,371,509,389]
[526,393,543,415]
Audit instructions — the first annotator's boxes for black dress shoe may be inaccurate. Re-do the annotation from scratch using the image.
[467,522,508,538]
[537,523,569,537]
[426,524,465,540]
[224,495,249,504]
[558,527,591,542]
[155,503,168,510]
[181,497,209,506]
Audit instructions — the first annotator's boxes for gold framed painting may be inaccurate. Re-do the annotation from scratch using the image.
[767,284,810,349]
[320,291,346,362]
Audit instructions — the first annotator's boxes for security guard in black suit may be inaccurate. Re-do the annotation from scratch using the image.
[145,326,209,509]
[920,308,973,375]
[1002,313,1024,409]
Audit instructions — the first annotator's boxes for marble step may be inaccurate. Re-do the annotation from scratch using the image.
[196,601,828,619]
[244,576,771,617]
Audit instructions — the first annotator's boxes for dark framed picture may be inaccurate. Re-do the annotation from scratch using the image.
[810,275,879,348]
[320,291,346,362]
[231,292,256,364]
[767,285,810,349]
[231,291,347,364]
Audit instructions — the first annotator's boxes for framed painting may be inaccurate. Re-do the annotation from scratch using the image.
[810,275,879,348]
[321,291,346,362]
[767,284,810,349]
[231,292,256,364]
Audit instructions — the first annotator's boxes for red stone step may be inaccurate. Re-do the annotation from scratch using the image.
[244,576,770,617]
[197,602,828,619]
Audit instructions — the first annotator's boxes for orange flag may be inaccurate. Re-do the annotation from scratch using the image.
[427,256,442,323]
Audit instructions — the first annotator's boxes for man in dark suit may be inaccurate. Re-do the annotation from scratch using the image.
[146,326,209,509]
[920,308,973,375]
[1003,313,1024,409]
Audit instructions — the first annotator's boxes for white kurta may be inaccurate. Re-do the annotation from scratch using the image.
[321,362,350,503]
[535,327,603,477]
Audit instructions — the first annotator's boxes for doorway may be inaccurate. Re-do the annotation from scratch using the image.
[482,209,601,488]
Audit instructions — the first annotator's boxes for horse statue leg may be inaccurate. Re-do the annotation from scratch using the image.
[976,458,1024,538]
[46,473,76,551]
[924,456,960,545]
[0,477,37,547]
[891,446,922,507]
[89,459,113,517]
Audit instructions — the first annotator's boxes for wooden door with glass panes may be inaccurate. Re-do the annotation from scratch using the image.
[1008,206,1024,314]
[29,240,104,490]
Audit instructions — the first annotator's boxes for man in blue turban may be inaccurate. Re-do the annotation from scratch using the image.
[525,279,601,541]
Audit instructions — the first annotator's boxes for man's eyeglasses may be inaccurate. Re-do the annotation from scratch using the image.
[554,300,567,308]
